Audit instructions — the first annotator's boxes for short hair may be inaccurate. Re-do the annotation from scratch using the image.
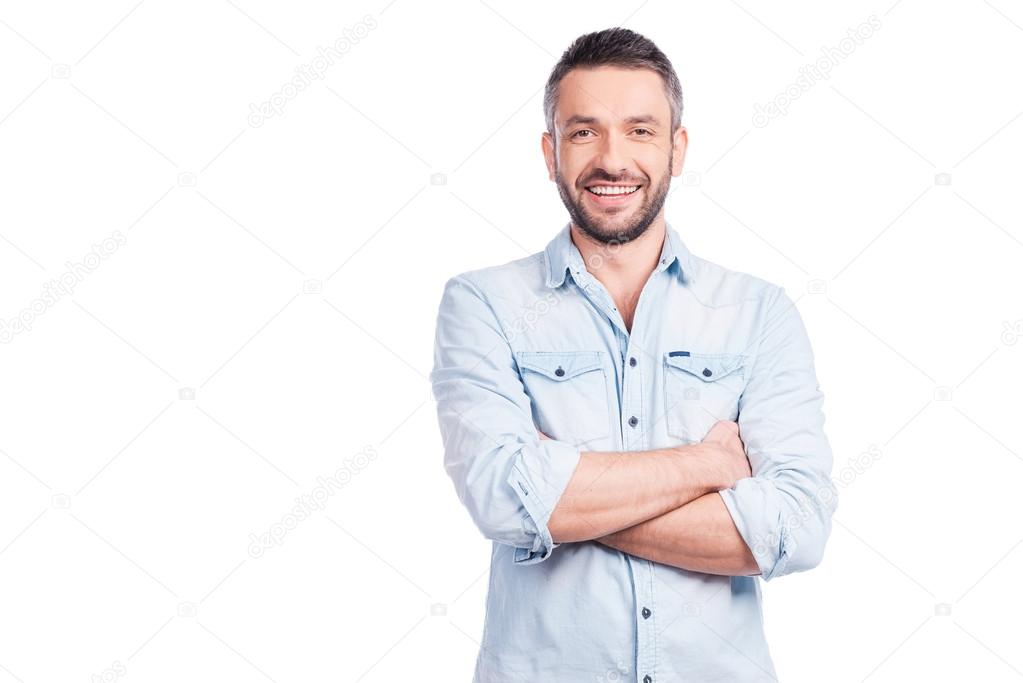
[543,28,683,138]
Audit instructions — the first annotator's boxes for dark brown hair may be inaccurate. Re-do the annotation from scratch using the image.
[543,28,683,137]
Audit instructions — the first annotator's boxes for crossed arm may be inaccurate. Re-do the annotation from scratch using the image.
[597,489,759,576]
[543,425,760,577]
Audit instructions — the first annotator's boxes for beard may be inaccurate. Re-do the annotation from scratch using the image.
[555,154,673,246]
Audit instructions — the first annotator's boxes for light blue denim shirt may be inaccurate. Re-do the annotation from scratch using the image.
[431,221,838,682]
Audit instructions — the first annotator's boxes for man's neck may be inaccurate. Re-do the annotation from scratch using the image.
[570,218,667,331]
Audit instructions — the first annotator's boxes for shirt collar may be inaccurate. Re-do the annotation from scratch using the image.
[543,220,693,288]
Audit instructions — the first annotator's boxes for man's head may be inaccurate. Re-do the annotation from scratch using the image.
[541,28,687,246]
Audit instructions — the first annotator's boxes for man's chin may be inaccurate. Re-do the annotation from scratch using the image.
[577,214,648,245]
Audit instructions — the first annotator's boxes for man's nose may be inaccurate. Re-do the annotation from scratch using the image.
[594,132,629,176]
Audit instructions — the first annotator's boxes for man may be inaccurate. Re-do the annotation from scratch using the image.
[430,27,837,682]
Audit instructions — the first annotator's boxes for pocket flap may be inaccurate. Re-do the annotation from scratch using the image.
[516,351,604,381]
[664,351,745,382]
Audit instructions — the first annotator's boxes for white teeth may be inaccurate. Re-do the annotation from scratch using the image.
[587,185,640,196]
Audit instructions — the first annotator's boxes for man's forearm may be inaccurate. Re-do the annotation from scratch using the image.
[547,445,725,544]
[595,491,760,576]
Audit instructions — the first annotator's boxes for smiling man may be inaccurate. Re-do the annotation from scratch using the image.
[431,28,838,682]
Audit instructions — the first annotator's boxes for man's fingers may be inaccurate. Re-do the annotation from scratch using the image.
[703,420,739,442]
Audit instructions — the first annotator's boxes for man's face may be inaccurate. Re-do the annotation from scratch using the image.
[542,66,687,245]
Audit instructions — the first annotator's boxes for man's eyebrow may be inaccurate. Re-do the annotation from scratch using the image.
[563,115,599,128]
[622,114,661,125]
[562,114,663,128]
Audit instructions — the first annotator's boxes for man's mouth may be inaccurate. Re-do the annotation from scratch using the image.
[584,184,642,207]
[585,185,641,196]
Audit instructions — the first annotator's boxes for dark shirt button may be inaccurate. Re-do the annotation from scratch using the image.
[555,367,565,377]
[629,357,637,367]
[702,368,712,377]
[644,676,653,683]
[641,607,651,619]
[628,416,638,428]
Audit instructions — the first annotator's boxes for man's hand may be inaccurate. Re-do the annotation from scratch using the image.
[593,421,758,575]
[697,420,752,489]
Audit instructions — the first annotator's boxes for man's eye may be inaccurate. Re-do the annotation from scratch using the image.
[571,130,593,138]
[634,128,653,136]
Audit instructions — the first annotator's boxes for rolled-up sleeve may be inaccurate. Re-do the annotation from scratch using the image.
[718,285,839,581]
[430,275,582,565]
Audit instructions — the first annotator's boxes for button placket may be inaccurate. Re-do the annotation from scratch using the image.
[621,341,643,449]
[636,561,657,683]
[622,340,651,444]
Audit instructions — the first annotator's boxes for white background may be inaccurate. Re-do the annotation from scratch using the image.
[1,1,1022,681]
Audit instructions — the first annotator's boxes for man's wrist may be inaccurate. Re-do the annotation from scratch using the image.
[670,443,726,498]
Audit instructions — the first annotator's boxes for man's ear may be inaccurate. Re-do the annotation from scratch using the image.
[541,131,557,181]
[671,126,688,178]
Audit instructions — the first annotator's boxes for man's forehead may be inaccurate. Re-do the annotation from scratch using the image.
[556,67,670,127]
[562,113,664,128]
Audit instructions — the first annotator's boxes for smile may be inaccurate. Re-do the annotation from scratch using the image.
[585,185,640,196]
[584,184,642,207]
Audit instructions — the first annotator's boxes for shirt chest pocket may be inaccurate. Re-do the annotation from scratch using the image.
[663,351,747,443]
[515,350,612,448]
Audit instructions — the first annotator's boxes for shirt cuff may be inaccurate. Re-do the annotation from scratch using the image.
[507,439,582,565]
[718,481,784,580]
